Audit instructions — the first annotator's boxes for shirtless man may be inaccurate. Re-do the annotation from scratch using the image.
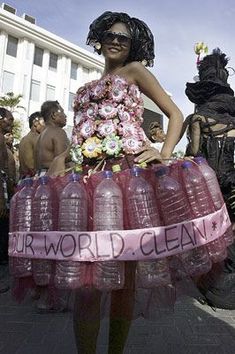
[34,101,68,312]
[19,112,45,177]
[0,108,14,293]
[35,101,69,172]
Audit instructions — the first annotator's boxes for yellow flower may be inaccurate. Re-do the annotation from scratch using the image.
[82,136,102,158]
[194,42,208,55]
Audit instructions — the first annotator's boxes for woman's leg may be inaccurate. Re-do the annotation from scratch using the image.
[73,288,101,354]
[108,262,136,354]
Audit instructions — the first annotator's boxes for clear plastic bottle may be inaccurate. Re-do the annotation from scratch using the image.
[31,176,56,286]
[194,156,233,246]
[93,170,125,290]
[55,173,88,289]
[9,179,32,277]
[155,166,212,277]
[181,161,227,263]
[127,167,171,287]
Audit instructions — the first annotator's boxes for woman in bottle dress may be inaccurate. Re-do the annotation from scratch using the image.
[66,11,184,354]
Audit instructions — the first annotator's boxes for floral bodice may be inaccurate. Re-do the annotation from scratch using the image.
[70,74,147,164]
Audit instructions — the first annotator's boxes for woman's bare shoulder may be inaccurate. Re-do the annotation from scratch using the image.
[118,62,148,85]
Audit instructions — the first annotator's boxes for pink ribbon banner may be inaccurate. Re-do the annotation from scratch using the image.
[9,204,231,262]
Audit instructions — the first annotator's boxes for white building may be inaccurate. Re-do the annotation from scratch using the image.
[0,3,163,137]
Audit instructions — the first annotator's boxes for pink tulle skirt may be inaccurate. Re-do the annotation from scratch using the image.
[9,158,232,319]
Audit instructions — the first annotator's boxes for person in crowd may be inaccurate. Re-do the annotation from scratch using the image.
[4,131,17,184]
[33,102,68,312]
[19,112,45,178]
[35,101,69,174]
[183,48,235,309]
[4,132,14,151]
[0,108,14,293]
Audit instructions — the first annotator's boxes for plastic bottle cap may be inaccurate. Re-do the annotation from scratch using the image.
[69,173,80,182]
[39,175,49,184]
[24,178,33,186]
[131,166,141,176]
[103,170,113,178]
[181,161,193,169]
[155,167,168,177]
[112,164,121,173]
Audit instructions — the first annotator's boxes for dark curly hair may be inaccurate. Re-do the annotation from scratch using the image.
[86,11,155,67]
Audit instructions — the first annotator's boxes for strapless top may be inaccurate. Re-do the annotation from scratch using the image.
[70,74,147,164]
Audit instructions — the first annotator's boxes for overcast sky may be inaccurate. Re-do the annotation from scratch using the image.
[6,0,235,151]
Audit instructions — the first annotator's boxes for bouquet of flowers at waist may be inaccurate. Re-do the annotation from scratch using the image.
[70,74,147,165]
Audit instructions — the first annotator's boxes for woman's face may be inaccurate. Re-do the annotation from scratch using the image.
[101,22,131,65]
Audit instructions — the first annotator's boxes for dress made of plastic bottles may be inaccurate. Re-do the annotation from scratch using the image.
[155,166,212,277]
[194,157,234,246]
[55,173,88,289]
[181,161,227,263]
[31,176,57,286]
[127,167,171,288]
[9,178,33,278]
[93,170,125,290]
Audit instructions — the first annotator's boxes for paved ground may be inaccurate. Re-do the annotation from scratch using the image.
[0,266,235,354]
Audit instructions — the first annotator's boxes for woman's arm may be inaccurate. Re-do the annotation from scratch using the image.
[128,62,184,159]
[189,119,201,156]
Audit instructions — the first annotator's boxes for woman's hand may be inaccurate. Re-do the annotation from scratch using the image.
[134,146,162,164]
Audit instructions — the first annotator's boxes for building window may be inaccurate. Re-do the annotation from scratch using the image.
[30,80,40,101]
[23,74,28,98]
[2,71,14,93]
[83,67,90,84]
[70,62,78,80]
[68,92,75,111]
[6,35,18,57]
[46,85,55,100]
[34,46,44,66]
[49,53,58,70]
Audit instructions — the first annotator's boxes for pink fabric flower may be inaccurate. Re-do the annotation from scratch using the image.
[111,75,128,88]
[71,126,83,146]
[97,119,117,137]
[75,88,90,107]
[135,105,145,121]
[117,105,132,122]
[124,95,136,109]
[118,122,140,138]
[122,137,143,154]
[109,85,126,102]
[80,120,96,139]
[83,103,98,120]
[90,80,108,100]
[128,84,141,100]
[98,100,118,119]
[74,110,85,125]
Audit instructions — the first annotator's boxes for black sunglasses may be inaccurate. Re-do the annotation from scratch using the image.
[101,31,131,46]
